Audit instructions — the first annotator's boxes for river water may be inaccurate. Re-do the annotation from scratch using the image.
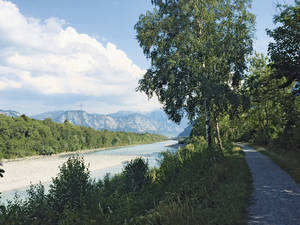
[0,140,177,203]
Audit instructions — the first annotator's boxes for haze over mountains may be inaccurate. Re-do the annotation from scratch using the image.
[0,109,21,117]
[1,109,189,137]
[33,110,189,137]
[178,124,193,137]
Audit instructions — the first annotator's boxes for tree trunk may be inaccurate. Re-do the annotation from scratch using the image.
[204,98,212,147]
[215,118,223,151]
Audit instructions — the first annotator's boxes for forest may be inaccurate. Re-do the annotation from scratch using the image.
[135,0,299,153]
[189,52,300,153]
[0,114,165,159]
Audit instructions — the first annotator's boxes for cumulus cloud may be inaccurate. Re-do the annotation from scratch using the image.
[0,0,160,113]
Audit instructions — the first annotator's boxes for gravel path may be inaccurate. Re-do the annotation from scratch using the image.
[238,144,300,225]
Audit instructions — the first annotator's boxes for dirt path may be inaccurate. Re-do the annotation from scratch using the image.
[238,144,300,225]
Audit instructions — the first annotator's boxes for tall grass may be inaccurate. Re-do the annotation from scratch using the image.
[0,138,252,225]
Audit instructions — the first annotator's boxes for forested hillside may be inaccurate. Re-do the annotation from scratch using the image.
[0,114,165,159]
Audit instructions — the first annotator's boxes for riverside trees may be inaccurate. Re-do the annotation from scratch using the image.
[135,0,254,147]
[235,53,300,150]
[0,114,165,159]
[237,0,300,150]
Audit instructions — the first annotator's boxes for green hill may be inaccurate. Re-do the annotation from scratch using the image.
[0,114,165,159]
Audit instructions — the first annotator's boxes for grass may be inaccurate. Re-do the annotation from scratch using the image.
[135,145,253,225]
[0,142,253,225]
[218,146,253,225]
[243,143,300,184]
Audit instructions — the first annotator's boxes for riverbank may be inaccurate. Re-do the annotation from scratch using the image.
[0,140,175,194]
[0,114,166,159]
[0,152,136,193]
[164,142,183,149]
[1,140,167,163]
[0,139,251,225]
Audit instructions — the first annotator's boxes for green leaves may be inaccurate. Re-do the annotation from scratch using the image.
[123,158,150,192]
[135,0,254,123]
[267,1,300,87]
[0,114,165,159]
[237,53,300,148]
[49,156,92,212]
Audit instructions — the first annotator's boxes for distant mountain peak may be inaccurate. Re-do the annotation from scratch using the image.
[0,109,21,117]
[32,109,189,137]
[0,108,190,137]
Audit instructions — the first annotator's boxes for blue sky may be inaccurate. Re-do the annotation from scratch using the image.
[0,0,296,115]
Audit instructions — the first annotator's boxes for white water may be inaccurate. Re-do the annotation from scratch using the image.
[0,140,177,202]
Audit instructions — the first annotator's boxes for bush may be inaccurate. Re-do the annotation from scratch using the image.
[0,140,251,225]
[48,156,94,214]
[123,158,150,192]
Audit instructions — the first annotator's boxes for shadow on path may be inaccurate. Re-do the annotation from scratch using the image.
[237,144,300,225]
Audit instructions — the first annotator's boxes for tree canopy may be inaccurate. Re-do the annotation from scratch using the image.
[267,0,300,87]
[232,53,300,150]
[135,0,254,146]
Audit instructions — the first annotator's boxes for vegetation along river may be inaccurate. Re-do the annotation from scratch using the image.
[0,140,177,202]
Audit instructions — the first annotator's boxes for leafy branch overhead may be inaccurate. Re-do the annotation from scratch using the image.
[135,0,255,146]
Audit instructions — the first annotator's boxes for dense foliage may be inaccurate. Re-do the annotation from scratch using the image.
[267,0,300,87]
[0,114,165,159]
[187,0,300,153]
[0,138,251,225]
[135,0,254,146]
[233,53,300,152]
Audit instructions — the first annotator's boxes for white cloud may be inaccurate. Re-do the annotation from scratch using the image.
[0,0,160,113]
[0,79,21,90]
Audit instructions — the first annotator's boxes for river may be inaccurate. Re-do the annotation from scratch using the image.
[0,140,177,202]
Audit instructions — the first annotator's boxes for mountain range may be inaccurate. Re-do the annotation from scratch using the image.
[30,110,189,137]
[0,109,21,117]
[178,124,193,137]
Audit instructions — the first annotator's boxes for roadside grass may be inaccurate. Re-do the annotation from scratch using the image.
[201,147,252,225]
[243,143,300,184]
[217,146,253,225]
[133,144,253,225]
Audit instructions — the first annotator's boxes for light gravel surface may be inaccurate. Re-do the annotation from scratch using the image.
[0,153,137,193]
[238,144,300,225]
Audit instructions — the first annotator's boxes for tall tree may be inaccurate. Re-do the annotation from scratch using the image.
[0,163,4,178]
[242,54,285,144]
[238,53,300,149]
[135,0,254,147]
[267,1,300,87]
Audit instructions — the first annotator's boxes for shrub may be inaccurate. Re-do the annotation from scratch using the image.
[48,156,95,215]
[0,140,251,225]
[123,158,150,192]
